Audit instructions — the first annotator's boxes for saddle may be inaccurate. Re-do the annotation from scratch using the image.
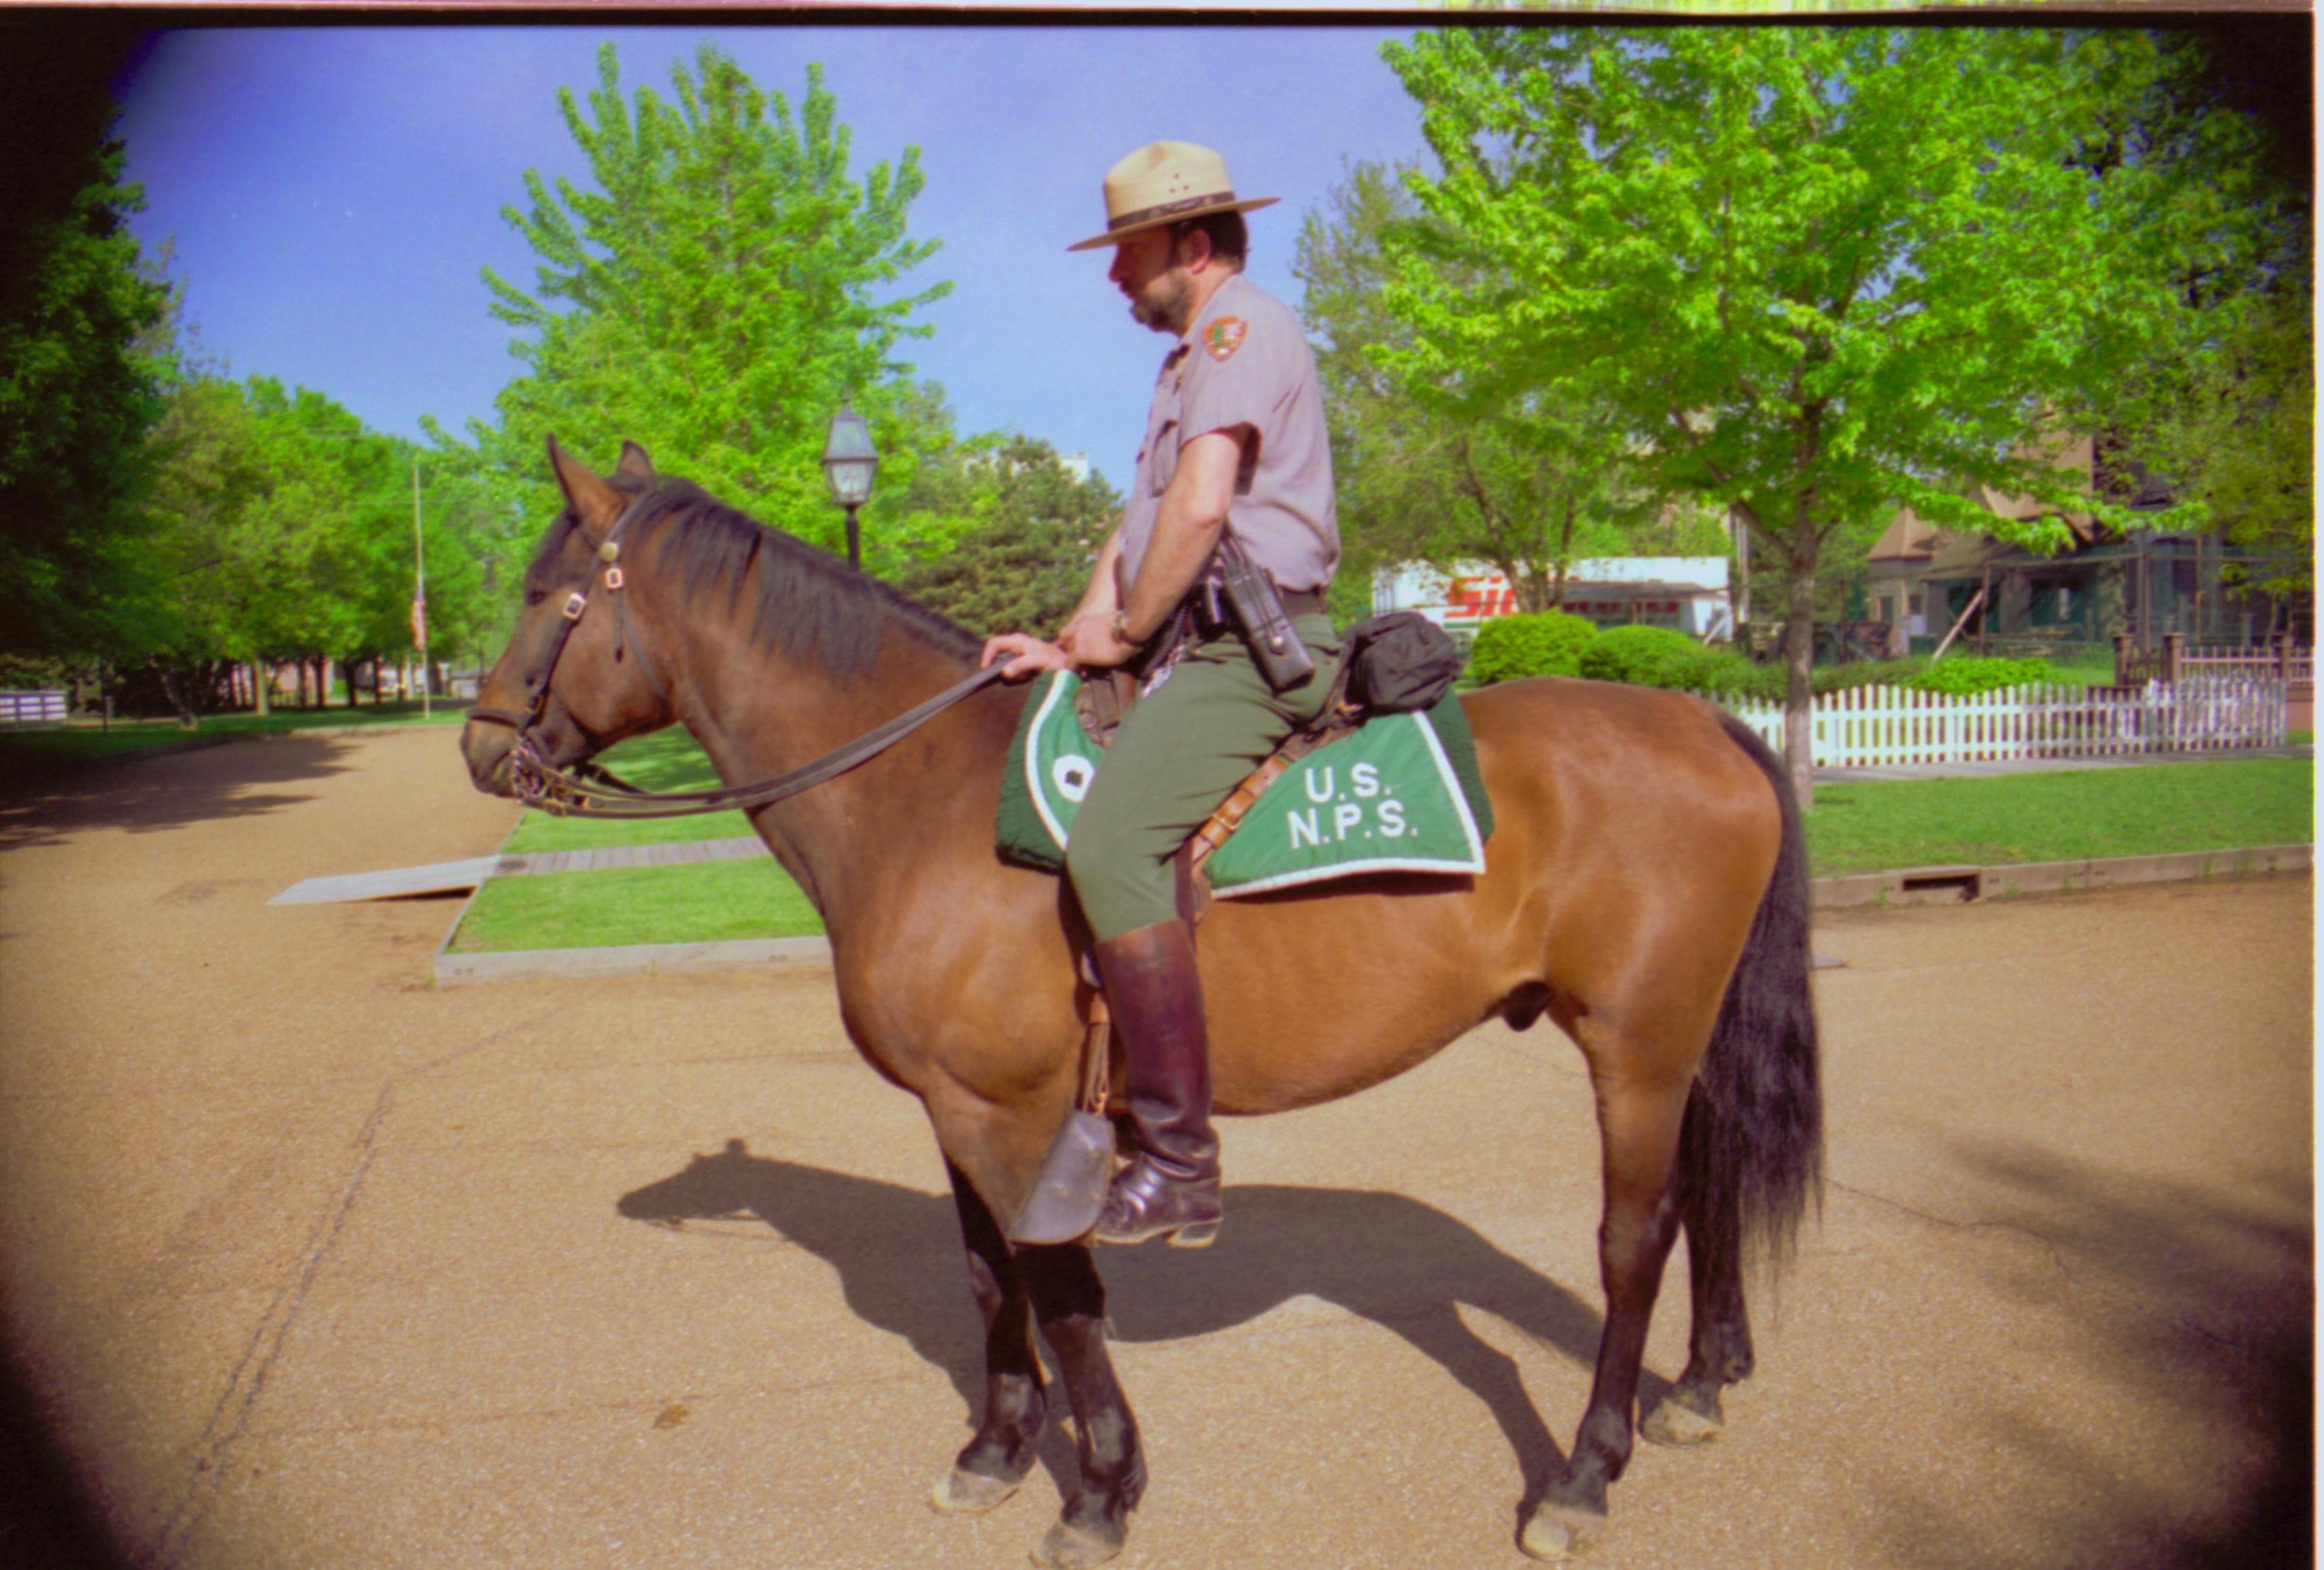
[997,612,1489,910]
[1068,666,1360,929]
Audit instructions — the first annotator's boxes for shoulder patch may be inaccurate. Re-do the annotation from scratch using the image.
[1203,317,1247,362]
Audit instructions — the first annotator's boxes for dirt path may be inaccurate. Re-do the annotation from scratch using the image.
[0,728,2311,1569]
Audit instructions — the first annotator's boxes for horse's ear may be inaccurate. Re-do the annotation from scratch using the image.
[545,435,623,542]
[615,441,655,481]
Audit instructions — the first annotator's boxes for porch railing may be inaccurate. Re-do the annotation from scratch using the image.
[2115,631,2314,687]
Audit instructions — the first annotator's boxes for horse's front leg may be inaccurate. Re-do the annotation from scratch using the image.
[930,1156,1052,1514]
[1525,1067,1691,1562]
[1021,1241,1145,1569]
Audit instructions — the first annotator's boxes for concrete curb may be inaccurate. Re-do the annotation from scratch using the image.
[431,843,2313,984]
[1811,843,2312,910]
[434,935,835,986]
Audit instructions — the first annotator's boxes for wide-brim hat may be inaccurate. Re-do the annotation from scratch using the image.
[1068,141,1278,252]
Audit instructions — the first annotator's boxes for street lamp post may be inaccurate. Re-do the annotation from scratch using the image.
[821,401,880,571]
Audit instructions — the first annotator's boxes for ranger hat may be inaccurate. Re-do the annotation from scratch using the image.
[1068,141,1279,252]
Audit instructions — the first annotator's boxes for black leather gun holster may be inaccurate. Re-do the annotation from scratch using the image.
[1211,533,1316,693]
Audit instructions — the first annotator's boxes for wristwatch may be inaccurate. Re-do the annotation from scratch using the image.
[1110,610,1134,646]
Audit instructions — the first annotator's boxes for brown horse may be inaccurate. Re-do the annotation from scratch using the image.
[460,439,1822,1567]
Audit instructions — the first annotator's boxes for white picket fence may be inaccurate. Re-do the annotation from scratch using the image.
[1717,677,2288,768]
[0,689,67,728]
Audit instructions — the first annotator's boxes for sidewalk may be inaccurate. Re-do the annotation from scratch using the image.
[1815,742,2312,783]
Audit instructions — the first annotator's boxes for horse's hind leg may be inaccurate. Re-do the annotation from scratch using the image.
[930,1157,1051,1514]
[1524,1060,1693,1562]
[1020,1242,1145,1569]
[1642,1090,1754,1448]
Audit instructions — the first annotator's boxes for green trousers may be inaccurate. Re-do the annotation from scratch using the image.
[1067,615,1343,941]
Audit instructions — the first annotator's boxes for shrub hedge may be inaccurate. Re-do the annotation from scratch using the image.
[1906,656,2054,695]
[1461,614,2050,704]
[1467,610,1598,684]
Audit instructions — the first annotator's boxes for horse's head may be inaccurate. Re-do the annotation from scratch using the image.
[460,436,676,797]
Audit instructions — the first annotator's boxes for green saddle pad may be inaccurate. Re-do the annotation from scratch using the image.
[997,671,1494,897]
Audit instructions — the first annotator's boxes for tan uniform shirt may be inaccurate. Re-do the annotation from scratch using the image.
[1117,271,1338,595]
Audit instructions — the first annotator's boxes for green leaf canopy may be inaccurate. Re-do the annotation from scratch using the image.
[460,43,955,567]
[1381,26,2294,797]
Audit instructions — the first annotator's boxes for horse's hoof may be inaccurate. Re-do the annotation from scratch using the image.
[1520,1500,1608,1562]
[1029,1518,1125,1569]
[1640,1391,1724,1448]
[930,1464,1022,1515]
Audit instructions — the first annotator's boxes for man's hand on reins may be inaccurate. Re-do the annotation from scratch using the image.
[981,633,1072,682]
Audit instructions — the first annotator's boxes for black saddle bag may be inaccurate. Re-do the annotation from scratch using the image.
[1343,611,1465,714]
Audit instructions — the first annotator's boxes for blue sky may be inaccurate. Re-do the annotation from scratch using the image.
[112,25,1436,493]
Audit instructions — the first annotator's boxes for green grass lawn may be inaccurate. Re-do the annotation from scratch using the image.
[452,727,808,951]
[1804,758,2313,875]
[446,858,824,952]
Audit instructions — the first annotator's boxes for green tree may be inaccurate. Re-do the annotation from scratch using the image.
[1296,160,1711,622]
[1382,28,2286,802]
[447,43,958,573]
[0,92,172,655]
[143,376,500,713]
[2133,282,2313,615]
[899,438,1119,635]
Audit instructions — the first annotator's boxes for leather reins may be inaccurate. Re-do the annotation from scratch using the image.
[467,496,1008,820]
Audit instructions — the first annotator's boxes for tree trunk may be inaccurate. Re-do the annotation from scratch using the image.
[156,659,198,731]
[251,660,270,716]
[1784,549,1818,811]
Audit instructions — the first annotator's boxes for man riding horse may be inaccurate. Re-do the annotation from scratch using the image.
[981,141,1343,1248]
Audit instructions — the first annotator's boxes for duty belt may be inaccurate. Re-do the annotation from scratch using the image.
[1190,584,1327,640]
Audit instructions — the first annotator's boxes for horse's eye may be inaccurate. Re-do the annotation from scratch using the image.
[524,588,548,608]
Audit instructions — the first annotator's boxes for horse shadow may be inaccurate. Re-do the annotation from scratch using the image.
[617,1139,1615,1513]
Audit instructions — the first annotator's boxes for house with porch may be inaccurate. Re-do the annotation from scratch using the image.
[1863,435,2309,660]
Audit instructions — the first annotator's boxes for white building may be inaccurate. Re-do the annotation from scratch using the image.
[1373,559,1735,647]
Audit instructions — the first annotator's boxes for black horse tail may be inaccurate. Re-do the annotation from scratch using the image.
[1679,712,1825,1283]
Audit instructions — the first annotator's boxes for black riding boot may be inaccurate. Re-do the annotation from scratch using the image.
[1092,919,1222,1247]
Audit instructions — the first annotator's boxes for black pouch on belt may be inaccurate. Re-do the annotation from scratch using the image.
[1216,533,1316,692]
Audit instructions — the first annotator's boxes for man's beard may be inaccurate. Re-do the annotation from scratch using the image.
[1128,268,1192,334]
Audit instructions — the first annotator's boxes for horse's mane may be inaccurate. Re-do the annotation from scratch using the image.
[534,475,983,680]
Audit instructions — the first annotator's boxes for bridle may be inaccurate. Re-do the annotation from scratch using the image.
[467,496,1007,820]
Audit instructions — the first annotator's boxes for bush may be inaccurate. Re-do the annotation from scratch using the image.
[1468,610,1598,684]
[1686,645,1784,702]
[1576,624,1706,689]
[1815,657,1927,695]
[1908,656,2053,695]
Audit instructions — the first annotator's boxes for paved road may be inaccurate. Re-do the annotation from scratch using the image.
[1,728,2312,1569]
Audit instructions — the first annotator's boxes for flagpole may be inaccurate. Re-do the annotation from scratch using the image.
[412,457,429,719]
